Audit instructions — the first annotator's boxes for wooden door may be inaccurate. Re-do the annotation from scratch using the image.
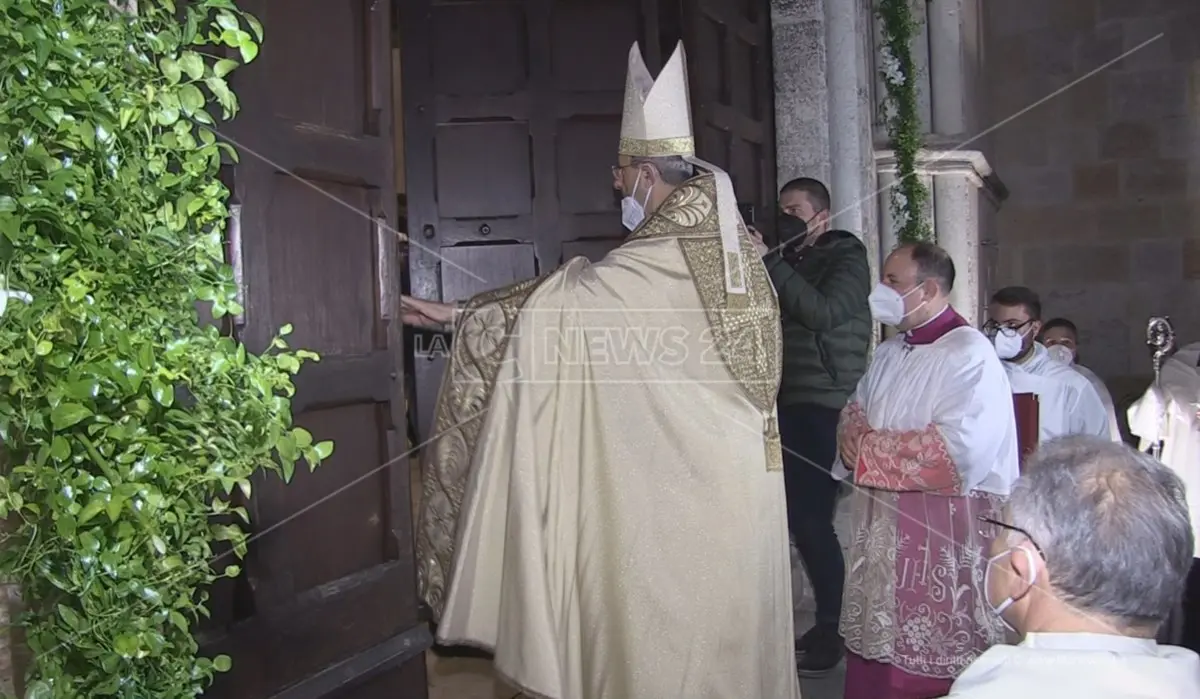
[402,0,646,440]
[402,0,775,439]
[198,1,430,697]
[674,0,776,234]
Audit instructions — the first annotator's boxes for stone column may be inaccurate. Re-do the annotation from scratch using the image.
[771,0,830,187]
[771,0,877,241]
[824,0,877,242]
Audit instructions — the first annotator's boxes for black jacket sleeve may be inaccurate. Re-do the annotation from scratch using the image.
[762,237,871,331]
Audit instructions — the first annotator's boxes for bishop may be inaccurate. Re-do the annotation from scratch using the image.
[401,42,801,699]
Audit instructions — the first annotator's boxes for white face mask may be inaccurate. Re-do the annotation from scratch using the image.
[1046,344,1074,365]
[620,170,652,231]
[868,283,925,327]
[991,327,1027,360]
[984,546,1039,633]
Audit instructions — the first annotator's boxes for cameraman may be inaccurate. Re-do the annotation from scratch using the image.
[750,178,871,676]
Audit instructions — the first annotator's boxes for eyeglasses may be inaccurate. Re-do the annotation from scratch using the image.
[977,515,1047,562]
[982,319,1033,336]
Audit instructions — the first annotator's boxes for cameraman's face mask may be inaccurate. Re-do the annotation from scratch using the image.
[778,214,810,251]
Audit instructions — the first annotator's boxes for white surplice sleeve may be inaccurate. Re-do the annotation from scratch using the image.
[844,337,1018,496]
[930,349,1018,493]
[1127,386,1163,452]
[1070,380,1113,439]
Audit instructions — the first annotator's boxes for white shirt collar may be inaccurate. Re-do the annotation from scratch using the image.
[1022,631,1158,656]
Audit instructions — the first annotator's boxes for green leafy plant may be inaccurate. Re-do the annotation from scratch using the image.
[877,0,930,243]
[0,1,332,696]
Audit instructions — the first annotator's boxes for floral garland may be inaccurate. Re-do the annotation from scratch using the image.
[877,0,931,242]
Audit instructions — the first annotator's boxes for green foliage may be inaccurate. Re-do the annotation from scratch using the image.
[877,0,931,243]
[0,1,332,696]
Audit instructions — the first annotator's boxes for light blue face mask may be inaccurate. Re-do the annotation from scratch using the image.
[620,170,652,231]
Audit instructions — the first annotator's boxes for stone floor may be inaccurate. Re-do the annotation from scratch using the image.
[425,611,846,699]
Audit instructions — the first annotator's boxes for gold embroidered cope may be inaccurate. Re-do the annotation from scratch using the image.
[416,173,782,623]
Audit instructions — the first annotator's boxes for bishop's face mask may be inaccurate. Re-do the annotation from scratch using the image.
[1046,343,1075,365]
[984,546,1038,633]
[621,170,653,231]
[868,283,926,327]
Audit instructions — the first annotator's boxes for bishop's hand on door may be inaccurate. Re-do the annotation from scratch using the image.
[400,294,455,330]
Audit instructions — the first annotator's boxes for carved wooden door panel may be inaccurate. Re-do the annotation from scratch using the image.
[402,0,645,441]
[198,1,430,697]
[677,0,776,233]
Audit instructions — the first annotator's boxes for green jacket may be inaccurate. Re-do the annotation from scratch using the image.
[762,230,872,410]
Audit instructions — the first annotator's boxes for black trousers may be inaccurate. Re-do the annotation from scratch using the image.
[779,402,845,628]
[1181,558,1200,651]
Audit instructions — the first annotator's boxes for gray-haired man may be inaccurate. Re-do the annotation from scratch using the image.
[943,436,1200,697]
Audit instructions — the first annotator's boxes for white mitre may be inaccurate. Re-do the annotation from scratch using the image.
[620,41,747,300]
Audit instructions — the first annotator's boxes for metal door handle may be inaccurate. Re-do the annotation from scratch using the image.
[228,203,245,328]
[422,224,435,239]
[376,215,395,320]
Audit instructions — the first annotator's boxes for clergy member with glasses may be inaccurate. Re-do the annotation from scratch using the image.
[984,286,1109,443]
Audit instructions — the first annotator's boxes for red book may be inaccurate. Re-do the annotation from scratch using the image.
[1013,393,1039,471]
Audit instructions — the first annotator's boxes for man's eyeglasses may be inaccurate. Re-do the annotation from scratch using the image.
[982,319,1033,336]
[977,515,1047,562]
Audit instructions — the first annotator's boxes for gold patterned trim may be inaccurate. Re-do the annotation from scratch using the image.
[618,136,695,158]
[415,275,549,620]
[677,235,782,414]
[725,250,745,289]
[627,173,719,242]
[765,413,783,471]
[629,172,782,436]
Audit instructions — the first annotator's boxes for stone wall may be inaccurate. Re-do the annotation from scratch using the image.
[985,0,1200,384]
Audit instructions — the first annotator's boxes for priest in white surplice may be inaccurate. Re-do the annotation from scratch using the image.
[1128,341,1200,654]
[400,42,801,699]
[1039,316,1123,442]
[984,286,1110,442]
[836,243,1017,699]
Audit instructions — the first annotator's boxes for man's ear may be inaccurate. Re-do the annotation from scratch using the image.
[812,208,831,229]
[639,163,659,187]
[1008,543,1040,598]
[1031,320,1044,339]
